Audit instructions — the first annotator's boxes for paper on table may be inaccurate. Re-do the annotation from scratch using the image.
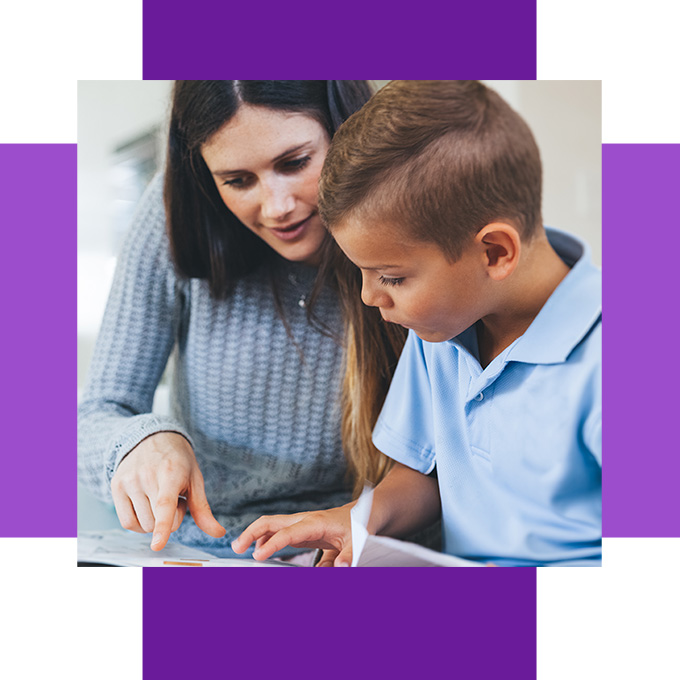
[349,486,484,567]
[78,530,297,567]
[350,485,374,567]
[356,535,484,567]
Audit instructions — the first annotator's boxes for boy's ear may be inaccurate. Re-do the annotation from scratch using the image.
[475,223,521,281]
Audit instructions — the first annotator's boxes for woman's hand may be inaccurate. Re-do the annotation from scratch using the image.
[232,505,354,566]
[110,432,226,551]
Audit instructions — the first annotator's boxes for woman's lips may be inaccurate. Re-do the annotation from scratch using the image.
[268,214,312,242]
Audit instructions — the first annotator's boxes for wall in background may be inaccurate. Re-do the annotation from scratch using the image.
[78,80,172,387]
[486,80,601,266]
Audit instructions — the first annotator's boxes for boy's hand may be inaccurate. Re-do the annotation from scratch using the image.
[232,505,354,566]
[111,432,226,551]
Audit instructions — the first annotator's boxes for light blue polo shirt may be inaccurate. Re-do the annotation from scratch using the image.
[373,228,601,567]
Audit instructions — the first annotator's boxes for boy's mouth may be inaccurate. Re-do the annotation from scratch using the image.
[382,315,410,330]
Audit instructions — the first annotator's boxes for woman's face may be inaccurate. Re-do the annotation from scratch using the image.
[201,105,331,266]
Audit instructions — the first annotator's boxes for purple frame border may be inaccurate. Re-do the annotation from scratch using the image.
[143,567,537,677]
[0,144,77,538]
[141,0,537,80]
[602,144,680,538]
[11,10,679,678]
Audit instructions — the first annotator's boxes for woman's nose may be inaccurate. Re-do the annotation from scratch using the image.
[260,179,295,223]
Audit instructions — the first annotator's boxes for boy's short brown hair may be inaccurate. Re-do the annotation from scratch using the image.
[318,80,543,260]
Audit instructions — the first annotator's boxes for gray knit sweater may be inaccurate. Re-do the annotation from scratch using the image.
[77,175,351,556]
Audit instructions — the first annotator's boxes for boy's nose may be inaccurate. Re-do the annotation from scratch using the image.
[361,279,392,309]
[260,181,295,223]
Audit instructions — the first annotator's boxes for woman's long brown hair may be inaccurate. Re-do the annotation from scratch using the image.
[312,239,407,498]
[166,81,404,498]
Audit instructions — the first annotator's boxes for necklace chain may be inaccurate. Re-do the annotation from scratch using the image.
[288,273,308,309]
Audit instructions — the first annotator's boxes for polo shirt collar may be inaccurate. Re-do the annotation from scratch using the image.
[505,227,601,365]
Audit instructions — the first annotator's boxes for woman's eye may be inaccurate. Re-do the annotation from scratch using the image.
[222,176,251,189]
[379,275,405,287]
[221,156,311,189]
[282,156,311,172]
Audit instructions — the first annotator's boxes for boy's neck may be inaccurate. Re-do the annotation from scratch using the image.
[476,233,571,368]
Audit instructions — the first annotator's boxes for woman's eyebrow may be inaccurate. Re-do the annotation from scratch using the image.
[211,142,312,177]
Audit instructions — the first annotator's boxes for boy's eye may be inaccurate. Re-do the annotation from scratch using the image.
[379,275,405,287]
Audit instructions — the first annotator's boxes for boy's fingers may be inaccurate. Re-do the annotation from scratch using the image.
[316,549,339,567]
[251,530,295,561]
[255,535,274,551]
[252,521,329,561]
[232,515,300,554]
[232,519,269,553]
[334,546,353,567]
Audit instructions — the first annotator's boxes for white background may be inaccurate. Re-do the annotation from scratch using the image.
[0,3,145,678]
[537,1,680,677]
[1,0,679,677]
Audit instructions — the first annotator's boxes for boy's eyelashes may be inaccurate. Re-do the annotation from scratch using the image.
[221,155,312,189]
[378,275,405,287]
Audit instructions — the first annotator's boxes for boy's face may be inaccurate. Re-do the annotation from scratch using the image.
[333,216,489,343]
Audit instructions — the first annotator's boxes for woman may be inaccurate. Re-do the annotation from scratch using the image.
[78,81,406,560]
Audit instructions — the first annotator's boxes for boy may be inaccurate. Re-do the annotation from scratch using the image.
[232,81,601,567]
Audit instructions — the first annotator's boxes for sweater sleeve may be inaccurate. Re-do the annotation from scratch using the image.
[78,174,193,503]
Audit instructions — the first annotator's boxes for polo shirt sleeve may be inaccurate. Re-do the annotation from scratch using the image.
[372,331,436,475]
